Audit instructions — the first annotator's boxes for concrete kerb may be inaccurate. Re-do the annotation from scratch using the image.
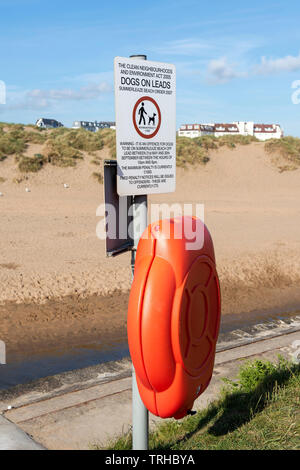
[0,330,298,450]
[0,415,45,450]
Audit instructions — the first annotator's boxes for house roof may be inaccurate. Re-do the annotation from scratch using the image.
[180,124,214,131]
[214,123,239,132]
[36,118,63,126]
[180,124,199,130]
[74,121,116,127]
[253,124,277,133]
[179,122,281,134]
[200,124,215,131]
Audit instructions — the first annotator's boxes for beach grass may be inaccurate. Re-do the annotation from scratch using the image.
[99,128,117,159]
[18,154,45,173]
[265,136,300,170]
[92,171,104,184]
[176,136,210,167]
[176,134,258,167]
[0,126,27,156]
[1,123,300,175]
[0,124,119,175]
[101,358,299,451]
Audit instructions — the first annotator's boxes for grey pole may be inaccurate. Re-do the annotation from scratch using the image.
[130,54,149,451]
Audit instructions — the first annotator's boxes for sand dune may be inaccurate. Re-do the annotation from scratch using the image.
[0,141,300,354]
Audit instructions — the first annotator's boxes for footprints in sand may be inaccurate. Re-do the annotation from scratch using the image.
[0,263,20,270]
[56,232,75,238]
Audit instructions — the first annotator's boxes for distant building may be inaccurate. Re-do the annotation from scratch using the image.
[214,123,239,136]
[178,121,283,141]
[252,123,283,141]
[178,124,215,138]
[72,121,116,132]
[36,118,64,129]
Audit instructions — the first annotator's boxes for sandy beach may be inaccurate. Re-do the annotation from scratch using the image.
[1,141,300,357]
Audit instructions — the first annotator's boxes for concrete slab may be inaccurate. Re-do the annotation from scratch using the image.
[5,377,131,424]
[0,357,132,413]
[0,415,44,450]
[2,330,298,450]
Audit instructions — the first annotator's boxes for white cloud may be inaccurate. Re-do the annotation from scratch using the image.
[0,80,6,105]
[205,51,300,85]
[152,38,212,56]
[28,82,112,102]
[206,57,245,84]
[1,81,112,112]
[152,36,261,59]
[61,71,113,85]
[255,52,300,74]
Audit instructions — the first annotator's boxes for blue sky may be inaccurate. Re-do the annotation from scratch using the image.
[1,0,300,135]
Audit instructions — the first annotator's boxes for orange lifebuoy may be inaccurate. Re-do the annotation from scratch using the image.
[127,216,221,419]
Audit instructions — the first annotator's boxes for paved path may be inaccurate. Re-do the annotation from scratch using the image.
[0,330,298,450]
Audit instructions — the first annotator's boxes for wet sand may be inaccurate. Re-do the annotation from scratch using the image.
[0,142,300,361]
[0,292,129,357]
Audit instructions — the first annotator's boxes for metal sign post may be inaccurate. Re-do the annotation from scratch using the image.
[129,56,149,452]
[103,161,149,451]
[109,53,176,451]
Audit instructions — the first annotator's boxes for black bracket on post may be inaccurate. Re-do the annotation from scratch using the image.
[104,160,134,257]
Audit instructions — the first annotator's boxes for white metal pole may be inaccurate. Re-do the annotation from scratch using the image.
[132,366,149,450]
[130,54,149,451]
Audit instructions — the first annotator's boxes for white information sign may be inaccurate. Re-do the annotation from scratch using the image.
[114,57,176,196]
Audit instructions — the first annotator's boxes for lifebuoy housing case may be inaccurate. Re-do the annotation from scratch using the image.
[127,216,221,419]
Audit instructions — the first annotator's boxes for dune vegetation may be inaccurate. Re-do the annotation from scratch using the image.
[0,123,110,177]
[176,134,258,167]
[265,136,300,171]
[1,123,300,179]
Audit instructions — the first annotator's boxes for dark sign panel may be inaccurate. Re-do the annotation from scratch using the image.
[104,160,134,257]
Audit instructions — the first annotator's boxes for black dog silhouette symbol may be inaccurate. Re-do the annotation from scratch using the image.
[148,113,156,126]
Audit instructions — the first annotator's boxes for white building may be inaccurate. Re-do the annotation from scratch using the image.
[72,121,116,132]
[36,118,63,129]
[178,123,215,138]
[178,121,283,140]
[252,123,283,141]
[214,123,239,136]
